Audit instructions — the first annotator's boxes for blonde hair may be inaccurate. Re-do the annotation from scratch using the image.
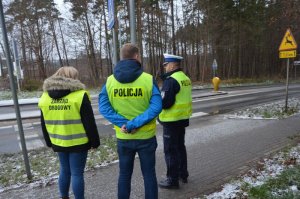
[52,66,79,79]
[120,43,139,60]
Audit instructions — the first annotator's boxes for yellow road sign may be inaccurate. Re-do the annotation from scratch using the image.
[279,50,297,58]
[279,28,297,51]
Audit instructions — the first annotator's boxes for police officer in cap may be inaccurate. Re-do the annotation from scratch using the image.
[158,53,192,189]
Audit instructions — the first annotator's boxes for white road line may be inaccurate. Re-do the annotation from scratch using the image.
[18,131,45,150]
[19,139,44,151]
[14,124,34,131]
[97,119,112,126]
[0,125,12,130]
[95,115,104,120]
[192,87,287,103]
[17,134,39,140]
[191,112,208,118]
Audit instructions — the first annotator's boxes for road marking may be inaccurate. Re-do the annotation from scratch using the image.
[14,124,45,151]
[18,133,39,139]
[13,125,34,131]
[19,139,44,151]
[95,115,104,120]
[191,112,208,118]
[0,125,12,130]
[98,120,112,125]
[192,87,287,103]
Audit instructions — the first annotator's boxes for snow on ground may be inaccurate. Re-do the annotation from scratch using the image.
[201,97,300,199]
[203,145,300,199]
[0,138,118,193]
[224,98,300,120]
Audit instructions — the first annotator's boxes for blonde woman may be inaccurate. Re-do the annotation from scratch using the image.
[38,66,100,199]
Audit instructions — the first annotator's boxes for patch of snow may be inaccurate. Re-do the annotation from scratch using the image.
[203,144,300,198]
[224,98,300,120]
[202,98,300,198]
[205,183,244,199]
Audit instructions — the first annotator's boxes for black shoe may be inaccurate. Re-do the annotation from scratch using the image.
[180,177,188,183]
[158,179,179,189]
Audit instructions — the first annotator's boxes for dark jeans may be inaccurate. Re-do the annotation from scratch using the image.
[117,136,158,199]
[57,151,88,199]
[163,125,188,182]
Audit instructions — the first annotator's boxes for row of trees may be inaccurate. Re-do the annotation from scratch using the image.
[1,0,300,87]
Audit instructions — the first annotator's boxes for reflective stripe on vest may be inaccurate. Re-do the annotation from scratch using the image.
[38,90,89,147]
[159,71,192,122]
[44,119,82,125]
[106,72,156,139]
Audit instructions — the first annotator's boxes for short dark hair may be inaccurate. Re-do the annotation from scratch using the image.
[120,43,139,60]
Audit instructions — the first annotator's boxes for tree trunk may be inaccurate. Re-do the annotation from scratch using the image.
[50,20,63,67]
[36,19,46,79]
[58,19,69,66]
[170,0,176,54]
[85,12,99,85]
[102,2,112,75]
[136,0,143,65]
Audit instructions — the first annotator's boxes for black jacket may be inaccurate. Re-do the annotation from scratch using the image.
[158,69,189,127]
[40,76,100,152]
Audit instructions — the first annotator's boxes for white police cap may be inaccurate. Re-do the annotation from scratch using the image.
[163,53,183,63]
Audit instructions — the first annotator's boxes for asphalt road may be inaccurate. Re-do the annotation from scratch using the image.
[1,83,300,154]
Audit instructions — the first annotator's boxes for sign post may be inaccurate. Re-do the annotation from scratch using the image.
[108,0,118,68]
[129,0,136,44]
[12,39,22,91]
[212,59,218,77]
[108,0,114,30]
[0,1,32,179]
[278,28,297,112]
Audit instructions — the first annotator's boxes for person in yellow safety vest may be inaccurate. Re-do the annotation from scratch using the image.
[38,66,100,199]
[99,43,162,199]
[158,53,192,190]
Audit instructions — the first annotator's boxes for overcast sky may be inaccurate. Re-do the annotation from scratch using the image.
[54,0,71,19]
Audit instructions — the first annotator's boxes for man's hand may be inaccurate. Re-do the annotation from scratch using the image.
[121,124,137,134]
[121,125,129,133]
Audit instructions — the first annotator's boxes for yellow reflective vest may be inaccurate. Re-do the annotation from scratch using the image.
[38,90,89,147]
[106,72,156,139]
[159,71,192,122]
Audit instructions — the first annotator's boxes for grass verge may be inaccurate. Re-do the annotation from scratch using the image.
[0,136,117,191]
[246,165,300,199]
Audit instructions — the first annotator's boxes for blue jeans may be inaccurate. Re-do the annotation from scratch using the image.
[57,151,88,199]
[117,136,158,199]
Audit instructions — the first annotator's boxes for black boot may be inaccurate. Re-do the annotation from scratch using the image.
[179,177,188,183]
[158,178,179,189]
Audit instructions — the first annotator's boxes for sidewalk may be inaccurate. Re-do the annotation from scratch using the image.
[1,113,300,199]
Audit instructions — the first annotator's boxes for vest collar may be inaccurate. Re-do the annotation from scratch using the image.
[161,68,182,80]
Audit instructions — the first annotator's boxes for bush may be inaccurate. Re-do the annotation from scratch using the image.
[21,79,42,91]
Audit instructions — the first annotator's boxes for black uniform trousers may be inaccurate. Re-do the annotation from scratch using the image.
[163,125,189,183]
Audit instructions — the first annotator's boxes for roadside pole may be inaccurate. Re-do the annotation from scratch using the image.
[108,0,118,66]
[12,39,22,91]
[285,58,289,112]
[112,28,118,66]
[278,28,297,113]
[212,59,217,77]
[129,0,136,44]
[0,1,32,179]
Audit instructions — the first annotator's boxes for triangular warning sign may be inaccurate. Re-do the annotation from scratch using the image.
[279,28,297,51]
